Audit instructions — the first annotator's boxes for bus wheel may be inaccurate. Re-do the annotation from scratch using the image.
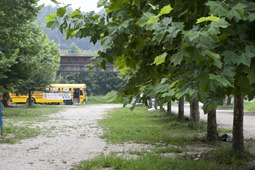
[64,100,73,105]
[26,98,36,104]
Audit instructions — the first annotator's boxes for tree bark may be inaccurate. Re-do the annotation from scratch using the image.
[207,109,217,141]
[160,104,165,112]
[154,99,158,110]
[167,101,171,116]
[227,96,232,105]
[28,91,32,107]
[178,97,184,120]
[233,94,244,156]
[148,98,153,108]
[190,99,200,124]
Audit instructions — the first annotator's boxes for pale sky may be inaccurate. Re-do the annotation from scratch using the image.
[39,0,100,12]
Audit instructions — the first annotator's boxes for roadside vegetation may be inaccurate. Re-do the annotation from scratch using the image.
[73,107,255,170]
[0,105,64,144]
[86,91,118,104]
[244,100,255,112]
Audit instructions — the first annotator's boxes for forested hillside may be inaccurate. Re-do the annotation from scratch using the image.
[37,5,100,51]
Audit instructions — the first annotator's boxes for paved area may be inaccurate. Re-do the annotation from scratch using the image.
[172,104,255,138]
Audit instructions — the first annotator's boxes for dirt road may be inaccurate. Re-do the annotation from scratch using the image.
[1,104,254,170]
[0,104,122,170]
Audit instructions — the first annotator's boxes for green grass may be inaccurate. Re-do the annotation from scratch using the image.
[73,107,254,170]
[87,91,118,104]
[0,104,64,144]
[217,105,233,110]
[209,144,255,168]
[100,107,206,145]
[0,125,40,144]
[72,154,230,170]
[244,100,255,111]
[3,104,64,122]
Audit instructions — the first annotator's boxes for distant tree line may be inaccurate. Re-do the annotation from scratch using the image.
[57,72,123,96]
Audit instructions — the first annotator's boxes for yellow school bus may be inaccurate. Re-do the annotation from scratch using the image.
[10,84,87,105]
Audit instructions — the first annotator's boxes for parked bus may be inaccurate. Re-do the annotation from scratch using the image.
[9,84,87,105]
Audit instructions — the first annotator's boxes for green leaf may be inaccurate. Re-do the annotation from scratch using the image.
[114,56,126,68]
[227,3,247,20]
[57,7,66,17]
[68,9,82,18]
[97,0,108,7]
[153,52,168,65]
[201,50,222,68]
[237,76,250,90]
[223,51,237,64]
[196,15,220,24]
[45,13,57,23]
[187,31,200,42]
[206,1,228,17]
[209,74,232,87]
[198,73,209,92]
[50,0,61,4]
[247,69,255,84]
[147,5,173,24]
[159,5,173,16]
[147,16,158,24]
[171,51,183,66]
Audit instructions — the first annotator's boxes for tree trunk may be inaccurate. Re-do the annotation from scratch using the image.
[233,94,244,156]
[154,99,158,110]
[190,99,200,124]
[227,96,232,105]
[148,98,153,108]
[160,103,165,112]
[178,97,184,120]
[167,101,171,116]
[207,109,217,141]
[28,91,32,107]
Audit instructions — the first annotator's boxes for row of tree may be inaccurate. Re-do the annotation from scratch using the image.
[0,0,60,106]
[47,0,255,156]
[57,72,123,96]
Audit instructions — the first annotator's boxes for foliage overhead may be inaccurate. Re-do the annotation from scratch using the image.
[46,0,255,112]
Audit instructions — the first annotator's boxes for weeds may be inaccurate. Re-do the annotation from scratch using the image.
[0,104,64,144]
[87,91,118,104]
[72,154,224,170]
[100,107,206,145]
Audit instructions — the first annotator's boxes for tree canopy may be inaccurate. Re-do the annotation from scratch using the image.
[47,0,255,156]
[0,0,60,97]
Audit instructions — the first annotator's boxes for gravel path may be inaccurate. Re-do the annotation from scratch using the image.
[0,104,124,170]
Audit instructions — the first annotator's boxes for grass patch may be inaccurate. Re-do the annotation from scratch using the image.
[244,100,255,112]
[100,107,206,145]
[217,105,233,110]
[0,104,65,144]
[0,125,40,144]
[72,154,226,170]
[73,107,254,170]
[209,144,255,168]
[3,104,64,122]
[87,91,118,104]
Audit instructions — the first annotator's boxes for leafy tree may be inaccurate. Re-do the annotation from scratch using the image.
[37,5,100,50]
[47,0,255,156]
[57,72,123,96]
[13,23,60,106]
[68,43,81,55]
[0,0,41,90]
